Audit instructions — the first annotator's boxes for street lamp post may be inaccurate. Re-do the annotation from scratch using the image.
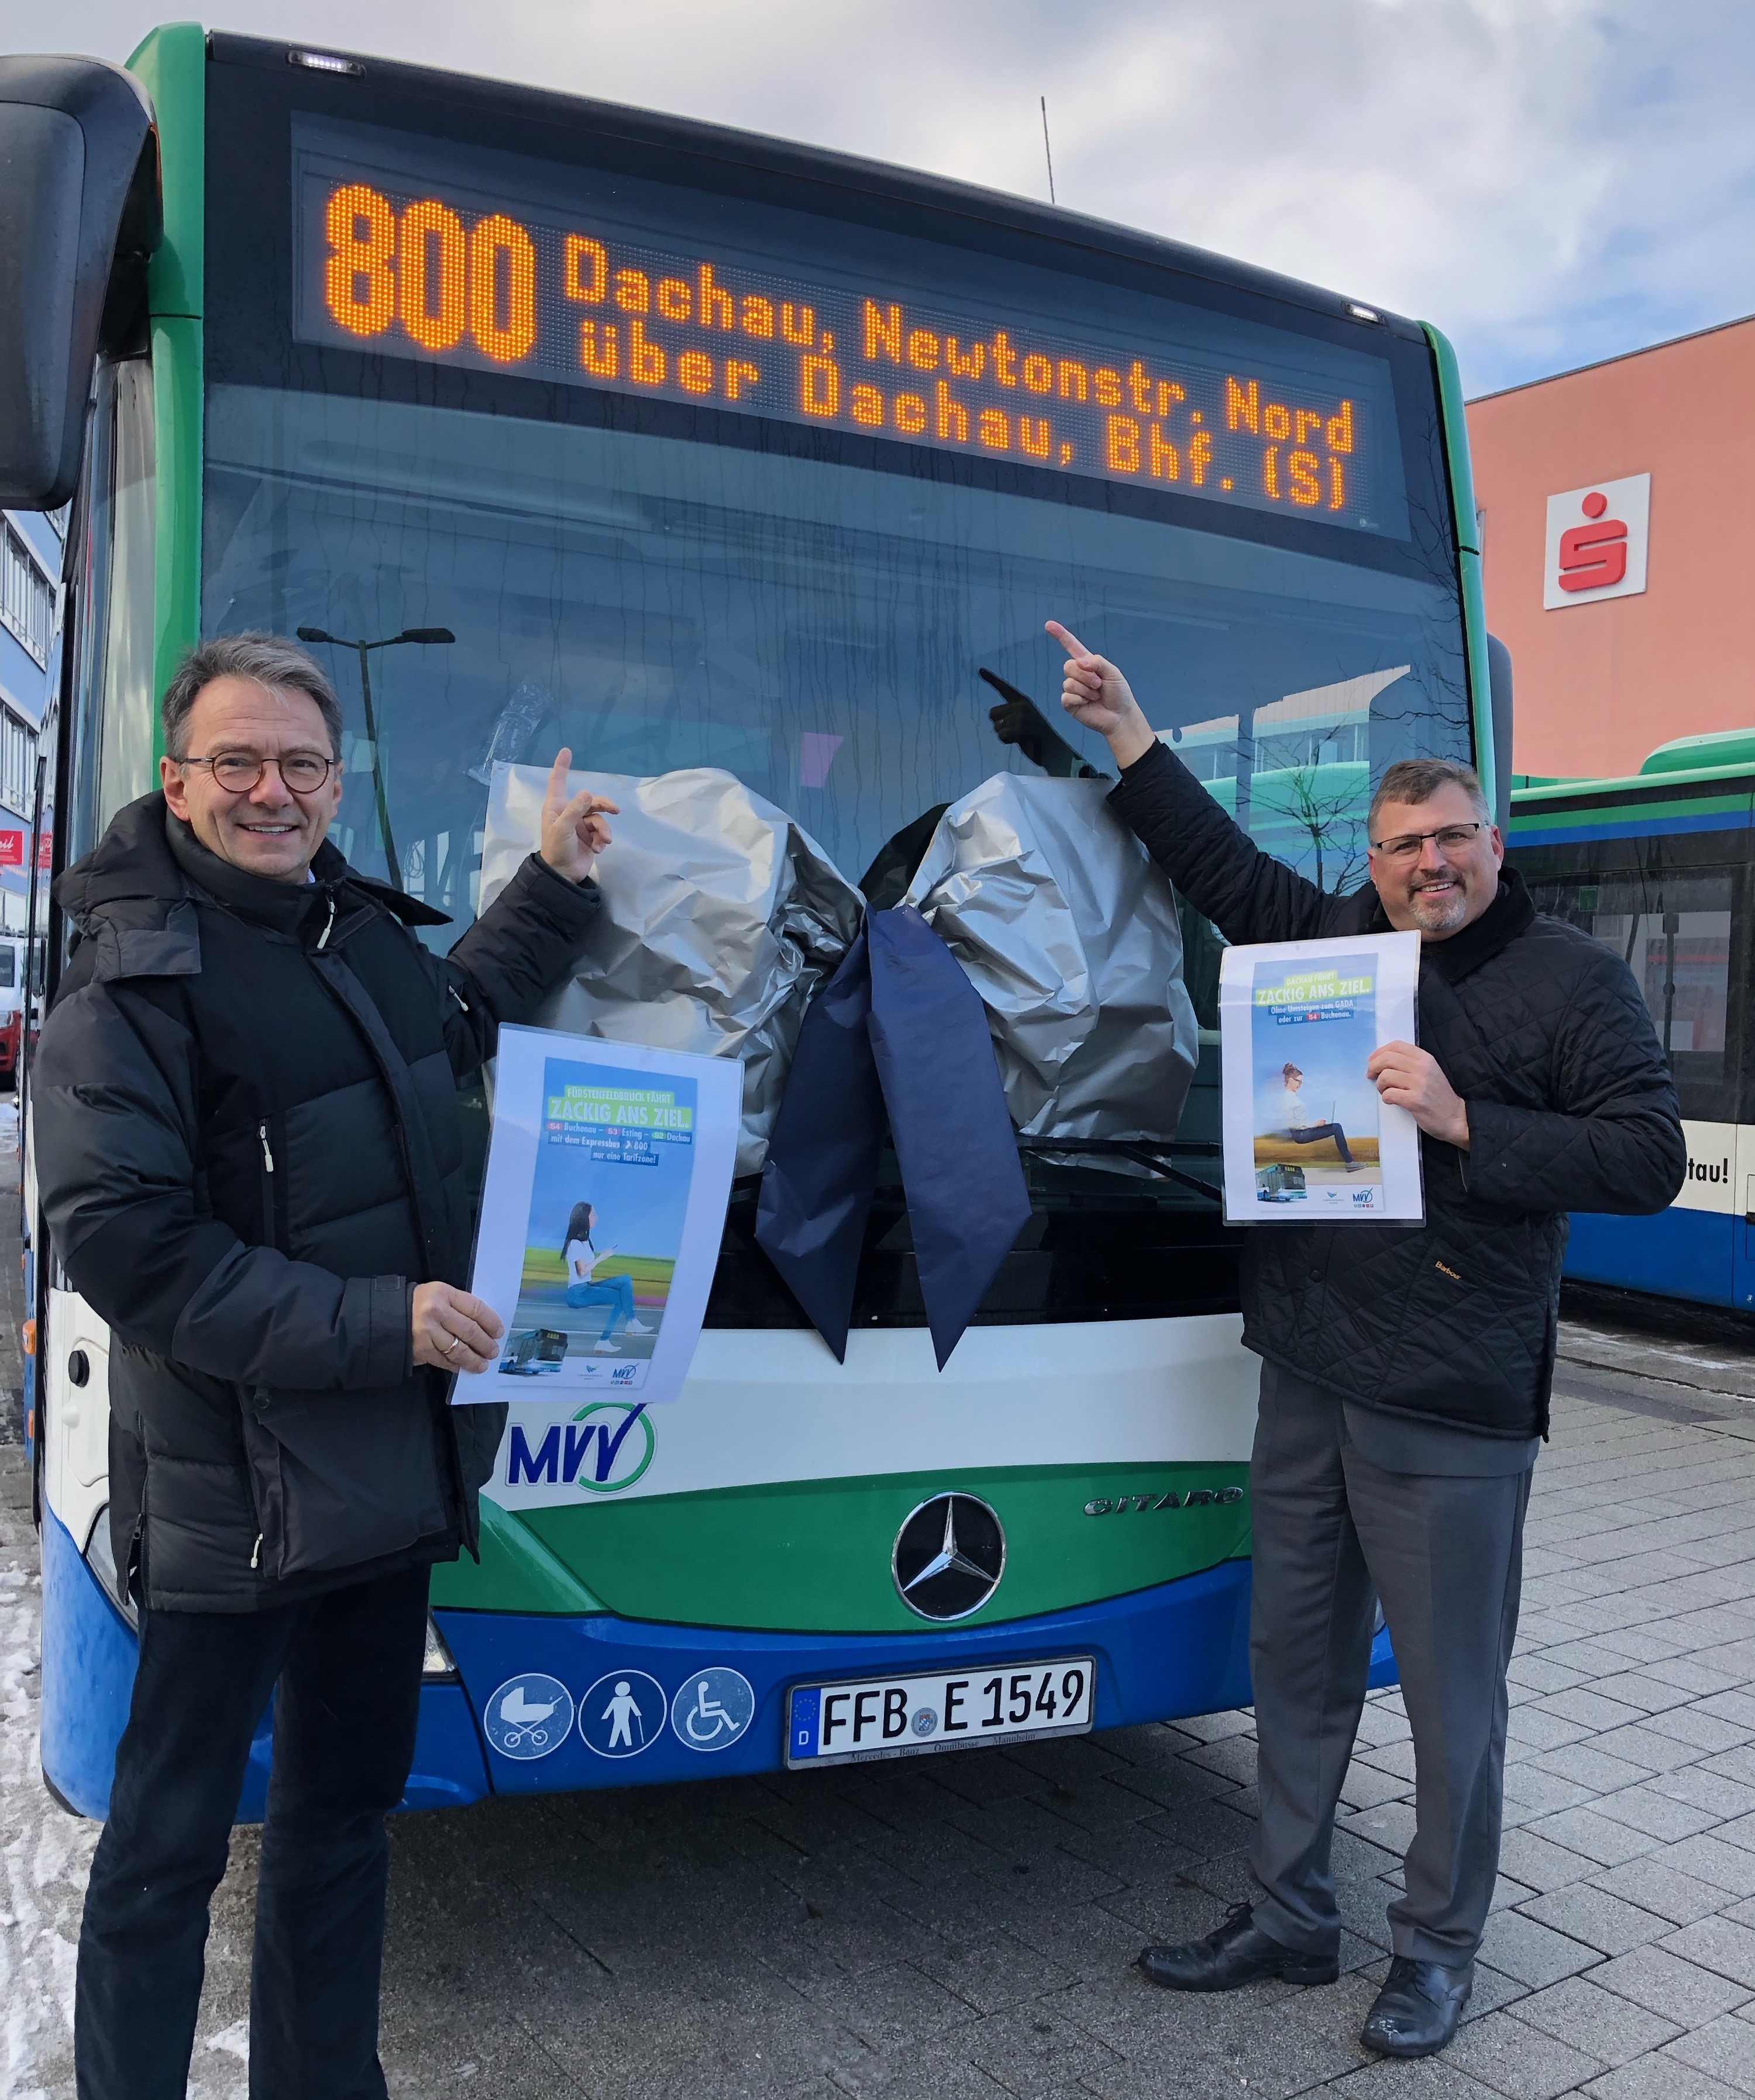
[295,625,455,890]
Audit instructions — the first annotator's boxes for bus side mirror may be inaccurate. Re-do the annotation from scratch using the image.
[1486,633,1514,835]
[0,56,160,511]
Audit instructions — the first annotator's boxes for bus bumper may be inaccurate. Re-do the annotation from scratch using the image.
[434,1563,1399,1795]
[40,1510,1398,1816]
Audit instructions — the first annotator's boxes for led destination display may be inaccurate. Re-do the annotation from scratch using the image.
[293,122,1400,533]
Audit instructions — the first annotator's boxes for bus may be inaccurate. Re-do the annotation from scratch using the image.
[0,929,35,1086]
[1509,729,1754,1313]
[6,26,1498,1817]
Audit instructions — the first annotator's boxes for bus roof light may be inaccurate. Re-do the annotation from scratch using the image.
[1346,302,1383,323]
[288,49,366,77]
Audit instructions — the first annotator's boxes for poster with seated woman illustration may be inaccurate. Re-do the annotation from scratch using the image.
[1218,932,1423,1225]
[461,1025,742,1403]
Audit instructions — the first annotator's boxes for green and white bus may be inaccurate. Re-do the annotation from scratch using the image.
[7,26,1498,1812]
[1509,730,1755,1313]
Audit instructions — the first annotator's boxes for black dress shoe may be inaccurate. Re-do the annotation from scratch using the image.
[1360,1956,1474,2056]
[1138,1903,1339,1992]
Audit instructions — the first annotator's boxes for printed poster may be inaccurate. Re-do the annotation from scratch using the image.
[1218,932,1423,1225]
[457,1025,741,1405]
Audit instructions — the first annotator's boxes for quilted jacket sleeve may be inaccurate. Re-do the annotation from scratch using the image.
[1463,941,1687,1217]
[1106,738,1357,944]
[436,851,602,1079]
[33,980,411,1390]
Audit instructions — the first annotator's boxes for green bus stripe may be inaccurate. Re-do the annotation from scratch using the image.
[148,316,202,724]
[128,24,207,728]
[487,1462,1252,1631]
[1424,322,1495,819]
[429,1493,608,1616]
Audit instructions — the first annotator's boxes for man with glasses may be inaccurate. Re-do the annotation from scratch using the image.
[33,632,617,2100]
[1046,622,1684,2060]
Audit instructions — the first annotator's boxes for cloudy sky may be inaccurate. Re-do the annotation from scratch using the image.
[11,0,1754,397]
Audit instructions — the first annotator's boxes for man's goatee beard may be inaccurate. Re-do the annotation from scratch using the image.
[1410,881,1468,932]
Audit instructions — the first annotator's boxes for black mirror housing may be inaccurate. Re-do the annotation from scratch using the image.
[0,55,161,511]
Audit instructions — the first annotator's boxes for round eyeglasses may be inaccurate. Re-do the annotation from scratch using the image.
[179,752,336,794]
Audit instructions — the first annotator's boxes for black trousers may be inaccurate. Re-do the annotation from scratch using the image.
[75,1565,430,2100]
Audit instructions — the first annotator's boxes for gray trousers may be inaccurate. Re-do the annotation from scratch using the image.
[1247,1366,1533,1967]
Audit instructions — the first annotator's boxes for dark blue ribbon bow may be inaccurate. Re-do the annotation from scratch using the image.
[755,904,1031,1369]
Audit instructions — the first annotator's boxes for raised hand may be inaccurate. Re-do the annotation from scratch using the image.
[1044,621,1157,767]
[539,748,620,882]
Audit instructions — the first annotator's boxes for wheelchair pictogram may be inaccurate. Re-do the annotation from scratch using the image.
[670,1667,755,1753]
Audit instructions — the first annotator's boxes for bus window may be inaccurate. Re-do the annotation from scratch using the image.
[0,944,15,989]
[1530,870,1735,1109]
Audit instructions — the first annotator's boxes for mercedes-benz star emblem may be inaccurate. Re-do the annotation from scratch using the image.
[892,1494,1006,1621]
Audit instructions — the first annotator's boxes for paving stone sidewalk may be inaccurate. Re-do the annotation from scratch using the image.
[9,1304,1755,2098]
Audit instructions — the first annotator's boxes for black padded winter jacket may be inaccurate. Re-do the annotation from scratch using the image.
[1109,740,1686,1439]
[33,794,600,1611]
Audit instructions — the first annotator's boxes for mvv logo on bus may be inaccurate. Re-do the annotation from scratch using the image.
[506,1402,655,1495]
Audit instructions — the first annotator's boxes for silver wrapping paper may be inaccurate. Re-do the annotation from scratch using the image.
[903,773,1199,1144]
[479,763,863,1175]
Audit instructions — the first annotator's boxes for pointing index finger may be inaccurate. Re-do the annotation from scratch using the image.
[543,747,574,821]
[1045,619,1091,662]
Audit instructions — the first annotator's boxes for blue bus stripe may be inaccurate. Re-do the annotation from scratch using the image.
[1513,810,1755,847]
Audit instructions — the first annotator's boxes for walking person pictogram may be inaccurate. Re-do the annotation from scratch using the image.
[577,1669,668,1758]
[603,1678,646,1750]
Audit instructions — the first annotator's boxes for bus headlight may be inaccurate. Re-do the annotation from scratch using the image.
[81,1503,138,1631]
[422,1614,459,1681]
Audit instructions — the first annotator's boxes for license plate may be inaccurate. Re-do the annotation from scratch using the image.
[786,1656,1095,1768]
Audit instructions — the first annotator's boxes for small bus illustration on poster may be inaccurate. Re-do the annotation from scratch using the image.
[1219,931,1424,1226]
[457,1026,742,1404]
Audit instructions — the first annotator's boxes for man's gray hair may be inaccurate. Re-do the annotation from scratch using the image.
[1368,757,1491,838]
[161,633,345,760]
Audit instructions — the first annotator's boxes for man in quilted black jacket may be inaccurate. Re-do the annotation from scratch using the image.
[1045,622,1685,2059]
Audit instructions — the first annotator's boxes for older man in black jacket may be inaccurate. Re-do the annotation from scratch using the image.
[1047,622,1685,2060]
[35,632,616,2100]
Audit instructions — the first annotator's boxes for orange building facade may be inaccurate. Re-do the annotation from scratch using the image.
[1465,313,1755,782]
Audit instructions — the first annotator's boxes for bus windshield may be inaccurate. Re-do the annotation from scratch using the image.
[197,68,1474,936]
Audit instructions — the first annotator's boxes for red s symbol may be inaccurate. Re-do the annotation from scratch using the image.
[1558,490,1627,593]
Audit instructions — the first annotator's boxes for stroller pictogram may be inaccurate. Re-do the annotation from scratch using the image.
[484,1672,575,1761]
[498,1685,560,1750]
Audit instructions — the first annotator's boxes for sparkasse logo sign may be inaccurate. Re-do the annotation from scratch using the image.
[1543,473,1650,610]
